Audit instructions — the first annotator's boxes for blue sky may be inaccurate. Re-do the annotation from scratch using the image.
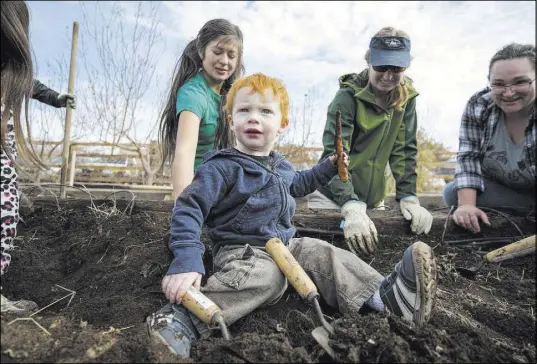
[27,1,536,151]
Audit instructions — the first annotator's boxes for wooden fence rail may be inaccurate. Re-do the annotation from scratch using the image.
[20,141,327,188]
[20,140,171,187]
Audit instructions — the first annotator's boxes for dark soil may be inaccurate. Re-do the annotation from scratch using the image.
[1,198,535,363]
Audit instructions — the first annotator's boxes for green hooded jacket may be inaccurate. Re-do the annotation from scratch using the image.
[317,69,419,208]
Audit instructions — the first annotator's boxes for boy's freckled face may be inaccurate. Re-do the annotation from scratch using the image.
[230,87,285,156]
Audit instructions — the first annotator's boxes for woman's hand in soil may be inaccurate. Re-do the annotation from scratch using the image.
[162,272,202,304]
[452,204,491,233]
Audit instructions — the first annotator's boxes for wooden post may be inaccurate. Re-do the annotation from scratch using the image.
[59,21,79,199]
[144,147,154,186]
[68,145,77,187]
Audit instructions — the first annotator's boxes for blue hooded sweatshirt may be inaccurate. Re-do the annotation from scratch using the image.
[167,147,338,276]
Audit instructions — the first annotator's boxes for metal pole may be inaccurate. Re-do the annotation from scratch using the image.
[59,21,79,199]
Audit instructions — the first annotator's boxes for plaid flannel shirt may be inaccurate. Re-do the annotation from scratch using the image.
[454,88,536,192]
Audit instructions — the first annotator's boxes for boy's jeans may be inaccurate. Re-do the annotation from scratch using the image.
[172,237,384,338]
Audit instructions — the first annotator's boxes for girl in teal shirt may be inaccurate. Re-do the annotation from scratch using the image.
[158,19,245,199]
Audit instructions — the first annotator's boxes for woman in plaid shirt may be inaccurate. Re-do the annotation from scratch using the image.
[443,43,535,233]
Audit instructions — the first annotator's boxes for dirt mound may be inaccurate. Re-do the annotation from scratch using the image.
[330,311,534,363]
[1,199,535,363]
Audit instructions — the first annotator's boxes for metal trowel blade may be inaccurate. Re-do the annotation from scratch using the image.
[312,326,336,359]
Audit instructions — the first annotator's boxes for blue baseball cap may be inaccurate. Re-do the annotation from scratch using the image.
[369,36,411,68]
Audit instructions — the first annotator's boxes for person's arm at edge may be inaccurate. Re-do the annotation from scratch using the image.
[31,79,61,107]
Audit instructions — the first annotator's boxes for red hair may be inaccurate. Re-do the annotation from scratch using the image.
[225,73,289,128]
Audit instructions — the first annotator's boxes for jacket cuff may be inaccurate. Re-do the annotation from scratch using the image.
[167,247,206,276]
[341,200,366,212]
[52,94,62,108]
[317,176,360,207]
[314,158,339,186]
[396,193,416,201]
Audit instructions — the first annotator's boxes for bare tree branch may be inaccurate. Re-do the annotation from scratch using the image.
[77,1,165,150]
[275,86,320,167]
[27,57,82,183]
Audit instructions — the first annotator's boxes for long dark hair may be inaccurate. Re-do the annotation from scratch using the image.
[1,0,44,169]
[158,18,245,168]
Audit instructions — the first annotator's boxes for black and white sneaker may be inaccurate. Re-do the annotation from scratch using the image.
[379,241,438,327]
[147,303,199,357]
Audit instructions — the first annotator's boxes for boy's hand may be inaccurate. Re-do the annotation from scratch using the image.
[329,152,349,168]
[162,272,202,304]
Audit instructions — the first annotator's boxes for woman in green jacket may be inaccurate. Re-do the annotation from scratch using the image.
[310,27,433,256]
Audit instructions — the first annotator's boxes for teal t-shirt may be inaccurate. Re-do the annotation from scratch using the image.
[176,72,221,171]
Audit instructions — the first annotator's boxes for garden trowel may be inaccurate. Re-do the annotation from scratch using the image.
[182,286,231,340]
[265,238,336,359]
[456,234,535,279]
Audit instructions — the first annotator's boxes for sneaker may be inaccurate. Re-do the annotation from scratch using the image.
[379,241,438,327]
[147,303,198,357]
[1,294,38,315]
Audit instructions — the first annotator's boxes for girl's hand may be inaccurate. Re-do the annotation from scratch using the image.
[161,272,202,304]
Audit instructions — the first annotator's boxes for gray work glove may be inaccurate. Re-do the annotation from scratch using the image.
[341,201,378,256]
[399,196,433,235]
[57,93,76,109]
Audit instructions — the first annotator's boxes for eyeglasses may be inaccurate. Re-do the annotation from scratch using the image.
[490,78,535,95]
[372,65,407,73]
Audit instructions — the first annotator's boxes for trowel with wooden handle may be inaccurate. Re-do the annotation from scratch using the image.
[265,238,337,359]
[456,235,535,279]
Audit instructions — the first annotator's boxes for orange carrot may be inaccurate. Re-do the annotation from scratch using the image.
[335,110,349,183]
